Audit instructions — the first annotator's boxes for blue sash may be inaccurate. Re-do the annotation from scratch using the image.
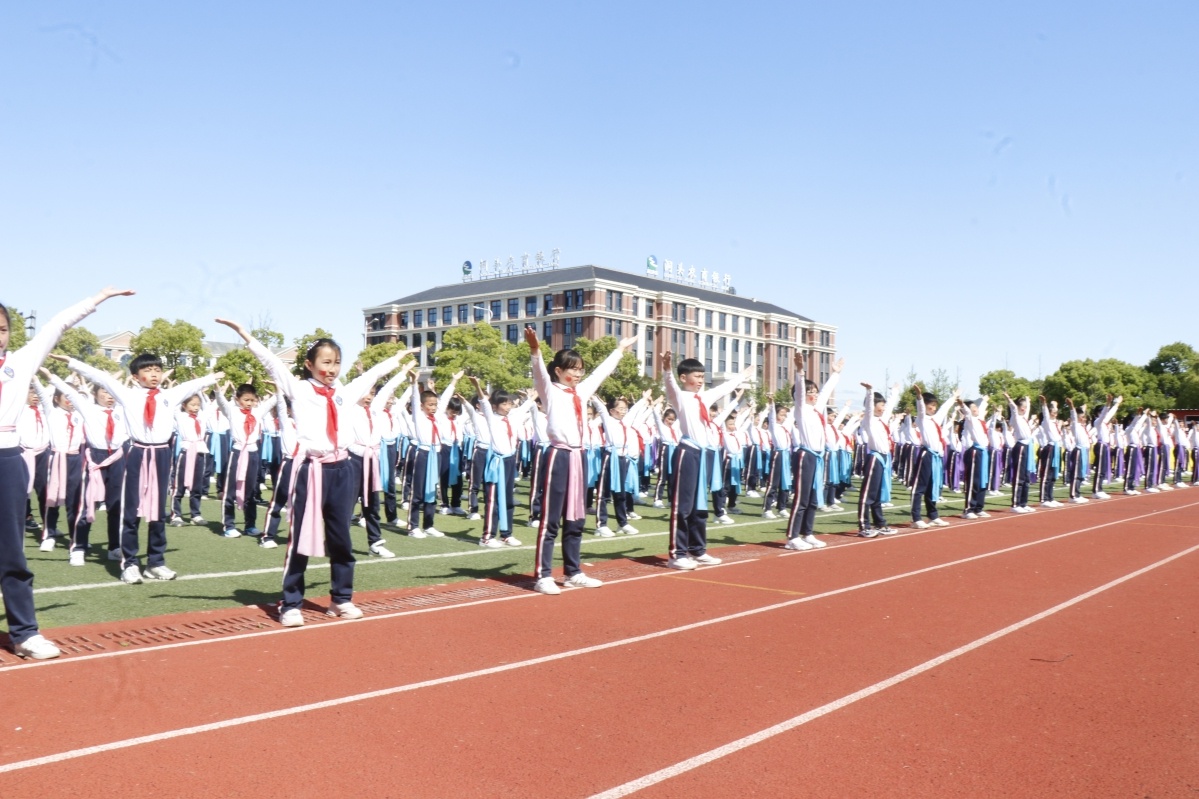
[779,448,793,491]
[728,451,743,490]
[663,443,678,476]
[261,433,275,462]
[624,455,640,494]
[423,446,440,503]
[972,445,991,488]
[693,444,721,511]
[881,452,893,502]
[924,447,944,502]
[210,432,224,474]
[447,441,461,484]
[1079,447,1090,478]
[463,435,476,462]
[801,446,824,494]
[380,437,397,489]
[585,445,601,487]
[1050,442,1061,471]
[483,449,509,531]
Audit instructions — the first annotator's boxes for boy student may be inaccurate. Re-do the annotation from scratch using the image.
[763,402,794,519]
[168,393,209,527]
[20,385,52,535]
[910,384,956,530]
[660,353,750,569]
[463,376,531,547]
[63,353,223,584]
[955,394,992,519]
[784,352,843,550]
[858,382,900,536]
[1003,392,1037,512]
[1062,398,1092,503]
[405,370,462,537]
[590,392,650,537]
[216,383,276,538]
[1036,396,1065,508]
[1090,395,1122,499]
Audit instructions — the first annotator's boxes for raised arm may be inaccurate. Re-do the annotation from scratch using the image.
[577,336,637,399]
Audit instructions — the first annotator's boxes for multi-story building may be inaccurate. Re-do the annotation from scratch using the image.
[362,264,836,395]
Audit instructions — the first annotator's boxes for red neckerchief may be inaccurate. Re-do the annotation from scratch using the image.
[143,387,160,429]
[312,384,338,445]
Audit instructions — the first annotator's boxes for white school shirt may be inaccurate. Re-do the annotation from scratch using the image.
[217,393,277,451]
[18,393,53,451]
[1069,409,1091,451]
[1039,403,1064,444]
[766,408,794,451]
[69,359,220,446]
[914,394,952,457]
[529,346,625,449]
[46,373,131,451]
[790,370,841,452]
[1006,399,1034,443]
[47,404,84,454]
[174,409,210,452]
[862,387,899,454]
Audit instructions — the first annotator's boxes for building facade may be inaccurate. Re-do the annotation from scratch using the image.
[362,265,836,396]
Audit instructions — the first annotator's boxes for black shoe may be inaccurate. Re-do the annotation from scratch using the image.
[25,518,40,531]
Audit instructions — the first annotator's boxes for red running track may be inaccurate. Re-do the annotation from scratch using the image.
[0,490,1196,798]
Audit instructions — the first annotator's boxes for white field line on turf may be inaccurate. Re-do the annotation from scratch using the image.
[1,505,1194,773]
[13,497,1194,676]
[587,540,1199,799]
[30,492,1002,595]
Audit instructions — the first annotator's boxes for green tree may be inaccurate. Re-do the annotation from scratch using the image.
[1145,342,1198,401]
[571,336,652,403]
[213,347,270,389]
[344,342,404,382]
[5,306,28,350]
[252,326,285,351]
[291,327,336,378]
[1041,359,1163,411]
[978,369,1044,410]
[45,327,120,378]
[130,319,211,380]
[431,324,532,392]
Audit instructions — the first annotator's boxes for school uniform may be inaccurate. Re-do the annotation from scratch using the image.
[46,375,130,555]
[859,387,899,533]
[785,369,841,543]
[527,404,549,522]
[68,358,220,577]
[911,394,951,523]
[0,296,102,646]
[217,392,277,535]
[205,399,232,498]
[347,399,387,551]
[1036,402,1064,505]
[20,384,53,532]
[764,407,794,514]
[171,408,209,521]
[470,397,531,544]
[372,376,410,525]
[1006,398,1036,510]
[42,396,86,553]
[262,395,298,545]
[1064,407,1091,501]
[1090,400,1121,496]
[959,401,991,516]
[592,397,648,533]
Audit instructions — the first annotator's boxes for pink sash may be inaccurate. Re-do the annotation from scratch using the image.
[553,445,586,522]
[46,450,70,507]
[135,443,170,522]
[293,451,348,558]
[84,448,124,523]
[21,443,47,493]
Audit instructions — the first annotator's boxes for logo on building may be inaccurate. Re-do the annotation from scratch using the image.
[656,258,733,293]
[464,248,560,281]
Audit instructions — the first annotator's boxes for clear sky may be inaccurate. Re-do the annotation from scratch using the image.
[2,2,1195,395]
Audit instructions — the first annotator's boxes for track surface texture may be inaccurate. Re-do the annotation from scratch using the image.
[1,489,1196,798]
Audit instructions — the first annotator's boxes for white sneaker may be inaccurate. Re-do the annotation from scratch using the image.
[1069,497,1085,504]
[222,528,242,538]
[502,537,522,546]
[1159,484,1173,492]
[762,510,778,520]
[450,507,468,516]
[401,501,410,510]
[801,534,826,549]
[638,491,648,498]
[930,518,950,527]
[191,515,206,525]
[667,556,698,570]
[259,537,279,549]
[144,565,177,581]
[423,527,445,537]
[694,553,723,565]
[962,512,979,520]
[1146,487,1161,494]
[783,538,813,551]
[912,520,931,529]
[14,634,60,660]
[716,514,734,524]
[69,550,85,566]
[746,490,761,498]
[280,608,305,627]
[479,538,503,548]
[1125,489,1141,496]
[120,565,143,584]
[327,602,363,620]
[1041,500,1063,508]
[882,502,895,508]
[977,511,991,518]
[594,526,615,538]
[564,572,603,588]
[39,538,55,552]
[653,500,665,508]
[468,512,482,521]
[369,542,396,559]
[627,512,642,520]
[407,528,428,538]
[1176,483,1189,489]
[986,491,1001,497]
[819,505,834,513]
[534,576,561,595]
[356,516,368,528]
[168,515,186,527]
[780,508,791,518]
[619,524,639,535]
[108,548,121,562]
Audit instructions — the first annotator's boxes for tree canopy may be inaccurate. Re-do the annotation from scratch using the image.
[45,327,120,378]
[5,306,28,351]
[130,319,211,380]
[430,324,532,392]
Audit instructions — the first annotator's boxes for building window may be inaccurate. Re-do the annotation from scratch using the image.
[645,300,655,319]
[428,307,437,326]
[543,294,554,314]
[399,311,408,329]
[506,324,519,344]
[443,306,453,326]
[508,298,519,319]
[718,337,727,373]
[615,320,623,336]
[606,290,623,312]
[821,330,831,347]
[694,333,700,354]
[542,321,552,342]
[671,329,681,360]
[526,296,538,317]
[820,351,831,384]
[413,309,423,328]
[631,297,639,316]
[398,335,408,348]
[644,326,655,372]
[731,316,739,334]
[705,309,713,328]
[672,302,686,323]
[756,343,764,385]
[486,300,498,321]
[606,318,612,336]
[631,323,638,335]
[458,304,469,324]
[779,322,790,341]
[717,312,725,331]
[565,289,583,311]
[564,317,584,349]
[474,304,486,322]
[731,338,739,372]
[756,320,763,337]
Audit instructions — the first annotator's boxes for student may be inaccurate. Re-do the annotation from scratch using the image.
[19,385,52,535]
[1,287,132,659]
[372,369,411,527]
[217,383,275,538]
[1090,395,1122,499]
[1035,396,1065,508]
[352,364,414,559]
[590,394,648,537]
[1062,398,1092,503]
[67,351,222,583]
[858,383,900,535]
[44,369,130,563]
[463,376,531,547]
[763,402,794,519]
[526,328,635,595]
[217,318,412,626]
[657,355,748,567]
[651,405,680,508]
[405,372,461,538]
[260,391,297,549]
[169,393,209,527]
[784,351,844,548]
[1003,393,1037,512]
[909,385,956,529]
[955,395,992,519]
[38,378,86,555]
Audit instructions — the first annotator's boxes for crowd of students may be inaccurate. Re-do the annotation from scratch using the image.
[3,300,1196,659]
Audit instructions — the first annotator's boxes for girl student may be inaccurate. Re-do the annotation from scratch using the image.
[169,393,209,527]
[216,382,276,538]
[216,317,414,627]
[461,375,533,547]
[525,326,637,596]
[404,369,463,538]
[35,375,86,556]
[0,287,133,659]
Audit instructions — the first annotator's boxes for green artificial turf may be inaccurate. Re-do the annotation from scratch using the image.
[11,477,1017,632]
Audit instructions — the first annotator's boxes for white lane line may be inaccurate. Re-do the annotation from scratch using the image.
[10,500,1197,675]
[0,503,1193,772]
[588,540,1199,798]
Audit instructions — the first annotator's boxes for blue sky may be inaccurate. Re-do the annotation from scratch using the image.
[2,1,1194,395]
